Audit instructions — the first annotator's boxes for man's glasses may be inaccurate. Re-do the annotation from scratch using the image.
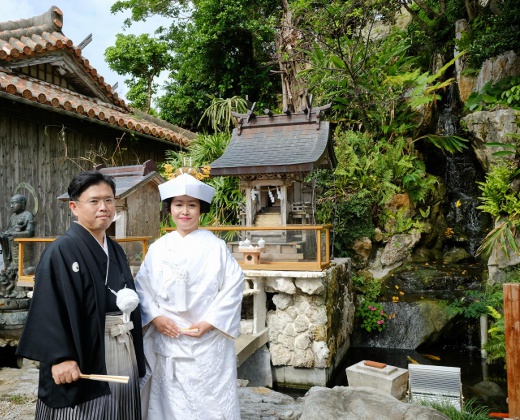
[75,198,115,207]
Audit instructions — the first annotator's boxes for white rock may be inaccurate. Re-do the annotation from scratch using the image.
[273,293,293,310]
[269,343,293,365]
[312,341,330,368]
[266,277,296,294]
[295,278,324,295]
[294,314,310,333]
[294,332,311,350]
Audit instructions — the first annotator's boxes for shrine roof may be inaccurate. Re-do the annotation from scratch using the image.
[209,109,335,177]
[0,5,194,147]
[57,160,165,200]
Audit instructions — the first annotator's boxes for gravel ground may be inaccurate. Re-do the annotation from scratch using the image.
[0,359,38,420]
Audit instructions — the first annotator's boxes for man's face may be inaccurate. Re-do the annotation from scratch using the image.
[69,183,115,238]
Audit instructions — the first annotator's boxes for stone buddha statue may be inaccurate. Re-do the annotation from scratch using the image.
[0,194,35,297]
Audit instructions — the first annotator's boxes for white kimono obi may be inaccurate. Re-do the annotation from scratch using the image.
[136,229,244,419]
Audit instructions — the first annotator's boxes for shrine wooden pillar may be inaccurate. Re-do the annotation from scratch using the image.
[504,283,520,418]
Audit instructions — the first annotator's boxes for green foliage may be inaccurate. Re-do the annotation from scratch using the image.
[445,275,520,366]
[404,0,519,72]
[124,79,150,111]
[445,285,503,319]
[160,0,279,130]
[465,0,520,69]
[380,208,425,237]
[465,76,520,112]
[478,162,520,217]
[3,395,30,405]
[484,306,506,365]
[476,162,520,258]
[332,131,438,208]
[316,190,375,257]
[110,0,280,130]
[404,0,466,68]
[352,274,383,303]
[198,96,248,133]
[315,128,437,254]
[205,175,244,226]
[419,397,490,420]
[105,33,172,112]
[481,270,520,365]
[356,301,388,333]
[189,132,232,165]
[111,0,187,26]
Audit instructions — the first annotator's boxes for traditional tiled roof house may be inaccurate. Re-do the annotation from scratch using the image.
[0,5,190,237]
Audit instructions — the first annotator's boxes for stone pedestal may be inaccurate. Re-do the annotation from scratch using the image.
[0,297,30,368]
[346,360,409,400]
[244,261,354,389]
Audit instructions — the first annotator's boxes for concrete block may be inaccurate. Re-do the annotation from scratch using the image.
[346,360,409,400]
[237,345,273,388]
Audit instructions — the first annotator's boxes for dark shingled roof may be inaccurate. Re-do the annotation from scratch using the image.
[209,110,335,176]
[57,160,165,200]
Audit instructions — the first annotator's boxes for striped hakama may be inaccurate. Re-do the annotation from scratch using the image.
[35,315,141,420]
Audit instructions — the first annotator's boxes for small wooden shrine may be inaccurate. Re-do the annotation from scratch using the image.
[209,97,336,227]
[209,97,336,264]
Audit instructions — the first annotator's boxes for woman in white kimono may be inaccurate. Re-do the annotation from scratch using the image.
[136,169,244,420]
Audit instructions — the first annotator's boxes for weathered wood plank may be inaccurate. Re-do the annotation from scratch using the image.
[0,100,172,241]
[504,283,520,417]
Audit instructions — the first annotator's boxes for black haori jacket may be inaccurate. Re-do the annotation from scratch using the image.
[17,222,145,408]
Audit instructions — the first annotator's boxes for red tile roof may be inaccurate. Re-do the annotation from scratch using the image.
[0,5,193,147]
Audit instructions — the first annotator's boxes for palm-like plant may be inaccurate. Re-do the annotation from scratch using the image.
[198,96,248,133]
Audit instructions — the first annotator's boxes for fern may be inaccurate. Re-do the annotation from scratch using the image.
[484,306,506,365]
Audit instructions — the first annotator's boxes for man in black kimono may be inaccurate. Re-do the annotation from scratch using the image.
[17,171,145,419]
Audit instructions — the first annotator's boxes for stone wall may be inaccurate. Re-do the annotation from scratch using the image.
[243,260,354,388]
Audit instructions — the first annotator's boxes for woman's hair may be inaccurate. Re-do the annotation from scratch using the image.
[162,197,211,214]
[68,171,116,201]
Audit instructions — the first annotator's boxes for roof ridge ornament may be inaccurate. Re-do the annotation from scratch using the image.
[232,100,256,135]
[232,93,331,133]
[301,91,313,120]
[314,103,332,130]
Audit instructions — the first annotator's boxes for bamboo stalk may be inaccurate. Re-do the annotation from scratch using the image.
[79,374,129,383]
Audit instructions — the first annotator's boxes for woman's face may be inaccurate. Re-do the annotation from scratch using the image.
[170,195,201,237]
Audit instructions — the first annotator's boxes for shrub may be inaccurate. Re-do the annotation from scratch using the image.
[356,301,388,333]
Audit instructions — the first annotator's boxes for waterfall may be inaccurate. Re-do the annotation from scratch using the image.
[437,83,490,257]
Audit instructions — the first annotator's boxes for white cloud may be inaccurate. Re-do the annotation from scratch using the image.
[1,0,172,102]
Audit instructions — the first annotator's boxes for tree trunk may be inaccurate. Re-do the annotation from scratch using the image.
[275,0,307,113]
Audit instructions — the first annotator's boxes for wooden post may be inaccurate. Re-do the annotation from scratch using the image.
[316,227,322,267]
[504,283,520,417]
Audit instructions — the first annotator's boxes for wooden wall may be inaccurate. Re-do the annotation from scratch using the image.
[0,98,178,239]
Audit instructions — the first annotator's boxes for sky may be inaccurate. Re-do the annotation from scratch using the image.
[2,0,172,100]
